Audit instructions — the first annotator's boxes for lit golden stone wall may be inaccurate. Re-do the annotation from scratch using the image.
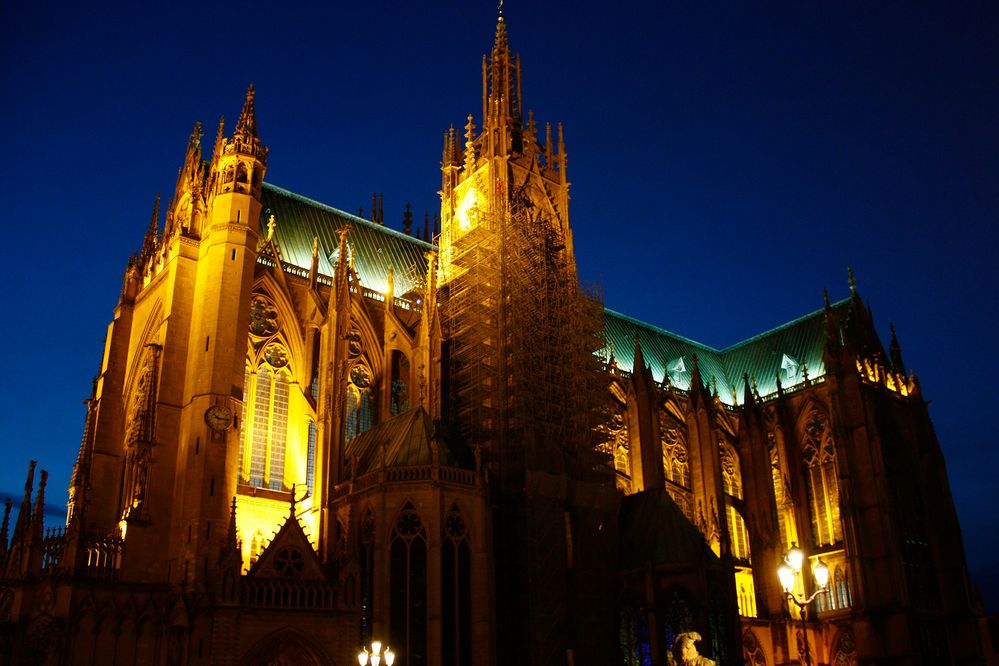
[236,494,320,568]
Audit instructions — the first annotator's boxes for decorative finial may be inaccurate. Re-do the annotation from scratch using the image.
[267,214,276,242]
[464,115,476,171]
[403,202,413,235]
[498,0,504,19]
[289,484,297,518]
[848,266,857,295]
[823,287,831,309]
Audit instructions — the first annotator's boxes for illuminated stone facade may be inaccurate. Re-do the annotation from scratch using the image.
[0,12,991,666]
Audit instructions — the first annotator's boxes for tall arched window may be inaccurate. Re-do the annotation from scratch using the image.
[833,565,852,610]
[768,431,794,550]
[345,362,374,439]
[359,509,375,645]
[240,354,290,490]
[442,504,471,666]
[661,422,692,520]
[721,441,751,563]
[600,382,631,493]
[306,420,317,496]
[801,409,842,547]
[816,564,853,613]
[390,502,427,666]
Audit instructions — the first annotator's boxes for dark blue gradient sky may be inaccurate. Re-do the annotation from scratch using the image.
[2,1,996,609]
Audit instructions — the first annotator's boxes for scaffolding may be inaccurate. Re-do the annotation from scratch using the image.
[445,214,502,456]
[444,182,608,483]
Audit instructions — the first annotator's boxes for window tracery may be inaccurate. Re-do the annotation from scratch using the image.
[442,504,471,665]
[768,431,794,550]
[390,502,428,666]
[661,421,692,520]
[241,293,296,490]
[743,630,767,666]
[801,408,842,547]
[359,509,375,644]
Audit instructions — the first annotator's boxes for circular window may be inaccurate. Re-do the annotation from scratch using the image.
[274,547,304,577]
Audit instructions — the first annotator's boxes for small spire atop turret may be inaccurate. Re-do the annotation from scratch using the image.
[235,84,257,140]
[0,498,12,561]
[231,84,267,163]
[633,334,646,371]
[210,116,226,166]
[823,287,831,310]
[403,203,413,235]
[888,322,906,375]
[14,461,36,540]
[494,0,508,47]
[30,470,47,540]
[226,496,238,551]
[423,212,430,242]
[742,373,755,407]
[141,193,161,263]
[442,126,459,168]
[848,265,857,296]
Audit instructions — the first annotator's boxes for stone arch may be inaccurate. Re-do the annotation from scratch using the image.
[251,278,308,381]
[830,627,857,666]
[123,301,164,401]
[349,301,384,383]
[238,626,331,666]
[742,628,768,666]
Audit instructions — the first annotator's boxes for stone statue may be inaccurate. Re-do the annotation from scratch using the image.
[668,631,716,666]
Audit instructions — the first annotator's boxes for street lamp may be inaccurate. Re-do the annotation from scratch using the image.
[777,544,830,666]
[358,640,395,666]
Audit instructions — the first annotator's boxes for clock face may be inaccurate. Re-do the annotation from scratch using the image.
[205,405,233,432]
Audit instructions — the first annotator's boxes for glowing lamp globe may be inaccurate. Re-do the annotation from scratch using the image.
[786,545,805,573]
[777,561,795,593]
[813,558,830,589]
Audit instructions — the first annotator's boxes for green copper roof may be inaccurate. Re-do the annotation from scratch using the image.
[261,183,434,296]
[603,301,851,405]
[258,182,848,406]
[344,407,461,476]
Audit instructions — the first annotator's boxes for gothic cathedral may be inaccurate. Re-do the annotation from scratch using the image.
[0,12,989,666]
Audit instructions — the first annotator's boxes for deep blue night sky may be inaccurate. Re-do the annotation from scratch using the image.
[2,2,997,609]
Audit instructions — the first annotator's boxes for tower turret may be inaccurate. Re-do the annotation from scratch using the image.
[162,85,269,587]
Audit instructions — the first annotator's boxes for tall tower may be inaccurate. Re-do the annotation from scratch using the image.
[169,85,268,586]
[439,11,613,664]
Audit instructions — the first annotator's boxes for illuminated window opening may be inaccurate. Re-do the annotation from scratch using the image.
[390,503,428,666]
[239,360,290,490]
[306,420,317,497]
[802,409,842,548]
[661,423,692,521]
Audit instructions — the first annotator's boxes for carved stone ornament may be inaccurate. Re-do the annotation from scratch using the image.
[249,295,279,337]
[264,342,289,368]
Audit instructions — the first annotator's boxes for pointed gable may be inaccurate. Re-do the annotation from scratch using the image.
[248,509,325,581]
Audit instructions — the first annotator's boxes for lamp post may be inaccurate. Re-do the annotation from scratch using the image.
[358,640,395,666]
[777,545,830,666]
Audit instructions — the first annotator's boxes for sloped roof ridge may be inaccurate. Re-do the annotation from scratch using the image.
[263,182,435,250]
[603,307,721,353]
[719,297,850,353]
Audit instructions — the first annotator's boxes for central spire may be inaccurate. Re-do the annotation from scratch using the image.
[481,8,522,155]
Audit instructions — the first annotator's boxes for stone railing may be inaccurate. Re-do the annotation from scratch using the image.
[240,578,336,610]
